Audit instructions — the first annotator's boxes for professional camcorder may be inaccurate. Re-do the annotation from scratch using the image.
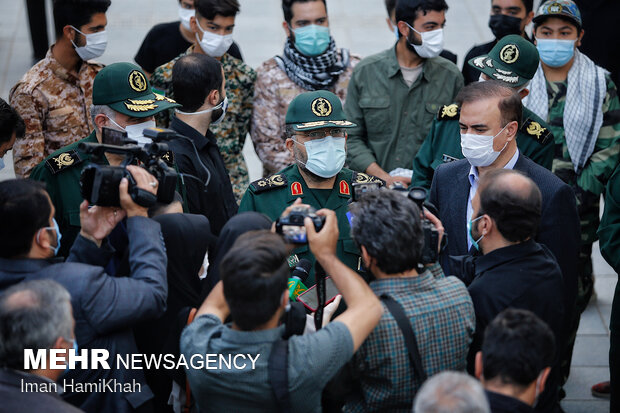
[276,205,326,244]
[79,127,178,208]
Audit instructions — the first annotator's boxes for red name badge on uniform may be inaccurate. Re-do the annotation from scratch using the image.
[340,180,350,195]
[291,182,303,196]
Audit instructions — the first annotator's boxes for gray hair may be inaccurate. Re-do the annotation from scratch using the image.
[90,104,117,131]
[413,372,490,413]
[0,279,73,371]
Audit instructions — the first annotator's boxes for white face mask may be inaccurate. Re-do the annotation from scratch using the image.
[195,20,233,57]
[71,27,107,61]
[406,24,444,58]
[178,6,195,31]
[176,96,228,124]
[107,116,156,147]
[461,123,510,167]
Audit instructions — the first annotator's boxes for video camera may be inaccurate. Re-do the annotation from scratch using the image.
[275,205,325,244]
[351,182,440,264]
[79,127,178,208]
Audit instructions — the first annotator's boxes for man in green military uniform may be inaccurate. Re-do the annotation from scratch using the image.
[412,34,555,190]
[239,90,383,286]
[30,62,180,256]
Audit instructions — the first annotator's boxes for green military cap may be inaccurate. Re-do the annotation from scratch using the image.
[92,62,180,117]
[533,0,582,29]
[468,34,539,87]
[286,91,356,132]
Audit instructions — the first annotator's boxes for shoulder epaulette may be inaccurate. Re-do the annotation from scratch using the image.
[437,104,460,121]
[521,118,553,146]
[250,173,288,193]
[160,150,175,168]
[44,150,83,175]
[352,172,385,187]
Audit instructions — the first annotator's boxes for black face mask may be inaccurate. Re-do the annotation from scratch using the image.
[488,14,522,40]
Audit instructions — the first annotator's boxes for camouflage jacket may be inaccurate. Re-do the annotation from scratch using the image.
[251,53,360,177]
[9,48,103,178]
[545,75,620,244]
[150,45,257,202]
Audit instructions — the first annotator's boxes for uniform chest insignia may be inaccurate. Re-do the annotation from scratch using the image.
[442,154,459,163]
[352,172,385,186]
[339,180,350,196]
[161,151,175,167]
[437,104,460,121]
[291,182,303,196]
[45,150,83,175]
[250,174,288,193]
[521,119,553,145]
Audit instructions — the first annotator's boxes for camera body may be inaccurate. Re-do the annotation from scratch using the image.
[79,127,178,207]
[276,205,325,244]
[408,187,439,265]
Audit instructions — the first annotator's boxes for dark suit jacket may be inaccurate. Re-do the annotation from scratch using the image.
[0,368,84,413]
[0,217,167,413]
[429,154,580,334]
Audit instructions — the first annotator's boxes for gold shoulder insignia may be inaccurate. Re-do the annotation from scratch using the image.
[250,174,288,193]
[521,119,553,146]
[352,172,385,186]
[44,150,83,175]
[161,151,175,168]
[437,104,460,121]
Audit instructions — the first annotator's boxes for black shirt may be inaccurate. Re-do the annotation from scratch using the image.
[169,116,238,235]
[134,21,243,73]
[485,390,534,413]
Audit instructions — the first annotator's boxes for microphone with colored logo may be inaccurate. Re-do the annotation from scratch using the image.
[288,259,312,300]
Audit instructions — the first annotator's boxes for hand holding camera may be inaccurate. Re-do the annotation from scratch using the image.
[120,165,158,218]
[275,199,325,244]
[306,209,338,263]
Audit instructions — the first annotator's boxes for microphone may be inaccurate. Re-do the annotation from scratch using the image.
[288,259,312,300]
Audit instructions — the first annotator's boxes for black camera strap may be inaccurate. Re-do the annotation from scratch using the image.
[379,295,427,383]
[268,338,291,413]
[314,262,327,330]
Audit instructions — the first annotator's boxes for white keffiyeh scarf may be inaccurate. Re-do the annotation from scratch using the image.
[524,49,608,173]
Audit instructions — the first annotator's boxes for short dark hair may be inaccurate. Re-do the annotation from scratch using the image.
[172,54,223,112]
[395,0,448,26]
[0,280,73,371]
[0,180,50,259]
[350,189,423,274]
[477,169,542,242]
[0,99,25,144]
[282,0,327,24]
[194,0,240,21]
[492,0,533,14]
[385,0,397,16]
[456,81,523,127]
[220,230,289,330]
[53,0,111,37]
[482,308,555,389]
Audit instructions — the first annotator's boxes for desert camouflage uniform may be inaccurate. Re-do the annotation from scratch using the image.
[150,45,256,202]
[9,48,103,178]
[251,54,360,177]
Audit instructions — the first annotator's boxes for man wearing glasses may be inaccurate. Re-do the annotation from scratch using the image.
[239,91,383,283]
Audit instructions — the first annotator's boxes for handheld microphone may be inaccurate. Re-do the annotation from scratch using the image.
[288,259,312,300]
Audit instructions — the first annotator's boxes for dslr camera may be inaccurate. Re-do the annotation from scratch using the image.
[276,205,325,244]
[79,127,178,208]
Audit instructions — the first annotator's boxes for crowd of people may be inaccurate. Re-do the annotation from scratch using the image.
[0,0,619,412]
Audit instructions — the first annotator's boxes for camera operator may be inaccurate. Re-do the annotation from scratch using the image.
[0,166,168,413]
[30,62,181,257]
[180,209,383,412]
[169,53,238,235]
[340,189,475,412]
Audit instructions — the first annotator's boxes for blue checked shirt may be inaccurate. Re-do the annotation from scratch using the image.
[344,263,475,413]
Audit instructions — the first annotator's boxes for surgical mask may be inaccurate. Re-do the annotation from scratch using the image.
[107,116,156,147]
[392,22,399,40]
[195,20,233,57]
[461,124,509,167]
[177,96,228,125]
[63,339,78,374]
[488,14,522,40]
[467,215,484,252]
[178,6,195,31]
[292,24,330,57]
[294,135,346,178]
[71,27,107,61]
[0,157,4,171]
[406,23,444,58]
[37,218,62,256]
[536,38,576,68]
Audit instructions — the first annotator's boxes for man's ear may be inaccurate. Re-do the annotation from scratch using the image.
[475,351,484,380]
[518,88,530,99]
[506,120,519,141]
[282,21,292,37]
[285,137,296,156]
[523,11,534,27]
[62,25,76,43]
[281,289,289,308]
[576,28,585,47]
[538,366,552,393]
[190,16,199,35]
[360,245,372,269]
[33,228,52,253]
[396,21,409,39]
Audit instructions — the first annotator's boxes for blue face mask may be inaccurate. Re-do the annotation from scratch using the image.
[295,136,346,178]
[536,38,576,68]
[293,24,330,56]
[64,339,78,375]
[0,157,5,171]
[38,218,62,256]
[467,215,485,252]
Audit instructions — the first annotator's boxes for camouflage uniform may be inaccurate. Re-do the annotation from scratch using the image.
[251,54,360,177]
[150,45,256,202]
[9,48,103,178]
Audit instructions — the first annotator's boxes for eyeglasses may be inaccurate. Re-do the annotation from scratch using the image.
[296,129,346,139]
